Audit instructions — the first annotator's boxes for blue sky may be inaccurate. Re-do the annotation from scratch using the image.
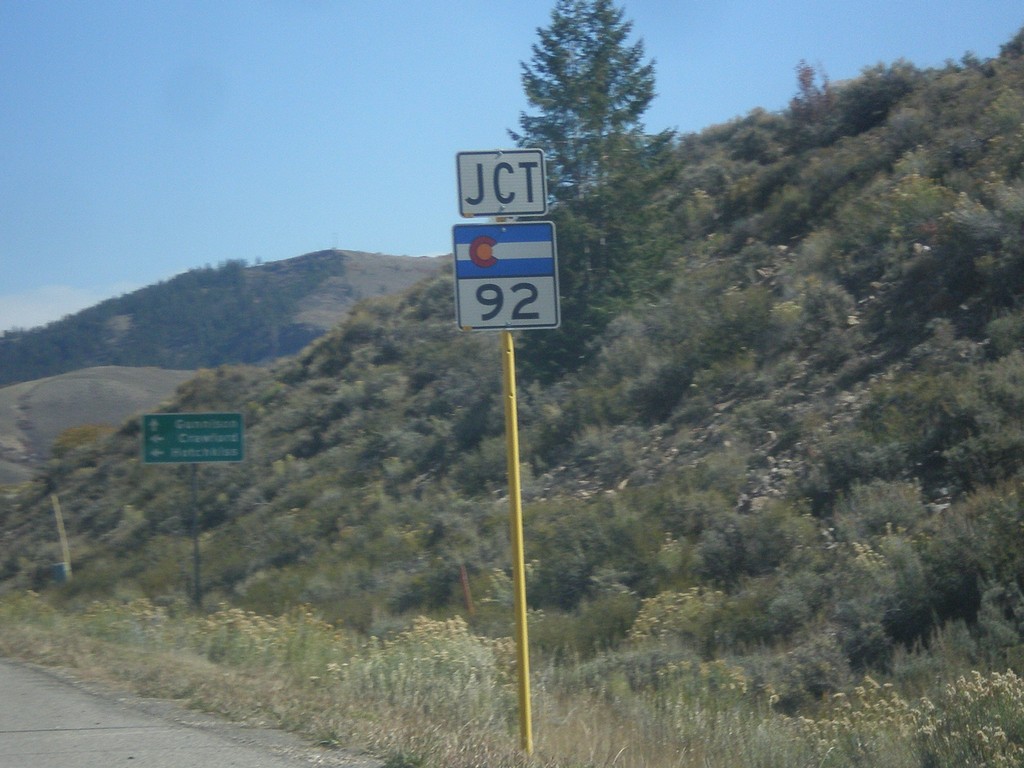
[2,1,1022,332]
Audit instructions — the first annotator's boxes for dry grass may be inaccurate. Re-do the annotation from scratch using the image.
[2,592,1023,768]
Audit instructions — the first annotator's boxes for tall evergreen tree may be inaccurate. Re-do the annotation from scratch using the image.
[511,1,673,380]
[511,0,656,202]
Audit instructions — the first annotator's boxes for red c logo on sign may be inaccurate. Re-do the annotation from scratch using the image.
[469,235,498,268]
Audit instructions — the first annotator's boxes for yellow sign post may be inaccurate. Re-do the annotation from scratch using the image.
[50,494,72,581]
[501,329,533,753]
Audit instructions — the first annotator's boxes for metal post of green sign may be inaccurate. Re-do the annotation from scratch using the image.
[142,413,245,609]
[190,464,201,609]
[501,330,533,754]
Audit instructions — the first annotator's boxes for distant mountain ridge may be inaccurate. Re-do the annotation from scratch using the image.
[0,250,442,387]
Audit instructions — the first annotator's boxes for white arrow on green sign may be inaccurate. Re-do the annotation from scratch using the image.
[142,412,244,464]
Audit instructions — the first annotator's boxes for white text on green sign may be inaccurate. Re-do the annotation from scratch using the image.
[142,413,244,464]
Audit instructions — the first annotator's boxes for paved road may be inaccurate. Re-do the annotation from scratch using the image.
[0,659,379,768]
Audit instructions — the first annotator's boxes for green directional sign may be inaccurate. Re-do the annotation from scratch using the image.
[142,412,244,464]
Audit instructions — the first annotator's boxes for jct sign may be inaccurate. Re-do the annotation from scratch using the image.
[456,149,547,218]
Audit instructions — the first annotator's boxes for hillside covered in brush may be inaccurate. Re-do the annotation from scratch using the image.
[5,22,1024,713]
[0,250,440,386]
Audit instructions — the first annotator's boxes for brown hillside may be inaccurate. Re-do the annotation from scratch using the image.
[0,366,193,484]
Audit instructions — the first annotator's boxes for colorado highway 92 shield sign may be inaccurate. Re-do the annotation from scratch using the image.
[452,221,559,331]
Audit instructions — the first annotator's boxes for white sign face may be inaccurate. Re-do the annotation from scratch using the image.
[452,222,559,330]
[456,149,547,218]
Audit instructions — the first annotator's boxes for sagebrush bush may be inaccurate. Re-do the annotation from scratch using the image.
[833,480,926,540]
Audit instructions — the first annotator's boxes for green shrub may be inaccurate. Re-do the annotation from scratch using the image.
[801,432,907,513]
[629,587,728,656]
[761,630,852,713]
[833,61,921,138]
[833,480,927,540]
[986,311,1024,357]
